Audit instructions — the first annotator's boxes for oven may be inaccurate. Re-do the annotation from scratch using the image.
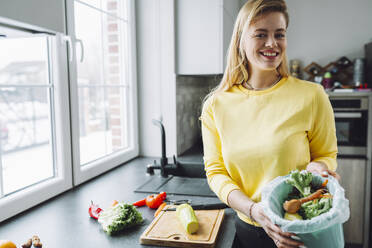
[330,96,369,157]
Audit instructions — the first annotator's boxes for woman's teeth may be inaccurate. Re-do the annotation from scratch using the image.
[262,52,277,56]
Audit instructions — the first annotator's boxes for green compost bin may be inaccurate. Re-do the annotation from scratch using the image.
[260,173,350,248]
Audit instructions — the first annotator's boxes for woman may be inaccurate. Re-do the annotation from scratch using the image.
[200,0,340,247]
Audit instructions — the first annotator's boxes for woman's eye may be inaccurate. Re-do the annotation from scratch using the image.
[255,33,266,38]
[275,33,286,39]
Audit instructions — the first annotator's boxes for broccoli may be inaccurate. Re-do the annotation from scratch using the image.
[286,170,313,197]
[98,202,143,235]
[301,197,332,219]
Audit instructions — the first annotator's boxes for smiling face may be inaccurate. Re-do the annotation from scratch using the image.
[243,12,287,74]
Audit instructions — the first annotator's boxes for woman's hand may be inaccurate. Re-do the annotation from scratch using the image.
[251,203,304,248]
[306,162,340,181]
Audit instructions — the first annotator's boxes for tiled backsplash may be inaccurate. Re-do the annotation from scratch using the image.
[176,75,221,155]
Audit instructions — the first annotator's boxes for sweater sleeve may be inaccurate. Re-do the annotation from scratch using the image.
[308,85,338,171]
[200,97,240,204]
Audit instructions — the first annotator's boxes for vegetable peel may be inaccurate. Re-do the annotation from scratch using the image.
[284,170,333,220]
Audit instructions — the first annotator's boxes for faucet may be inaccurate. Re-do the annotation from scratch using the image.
[146,119,205,178]
[146,119,177,177]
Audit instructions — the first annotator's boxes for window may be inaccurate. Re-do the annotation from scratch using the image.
[0,29,72,222]
[67,0,138,185]
[0,0,137,221]
[0,37,55,195]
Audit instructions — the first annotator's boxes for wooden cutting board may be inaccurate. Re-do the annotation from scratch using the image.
[140,205,225,248]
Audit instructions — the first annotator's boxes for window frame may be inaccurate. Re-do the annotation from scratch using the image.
[0,0,138,221]
[65,0,138,186]
[0,28,73,222]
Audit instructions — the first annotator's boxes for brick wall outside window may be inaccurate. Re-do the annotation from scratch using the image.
[106,0,123,151]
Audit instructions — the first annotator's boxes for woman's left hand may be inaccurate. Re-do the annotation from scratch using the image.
[306,162,340,181]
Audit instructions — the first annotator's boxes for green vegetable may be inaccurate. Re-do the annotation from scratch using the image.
[98,202,143,235]
[300,197,332,219]
[284,170,333,220]
[286,170,313,197]
[176,203,199,234]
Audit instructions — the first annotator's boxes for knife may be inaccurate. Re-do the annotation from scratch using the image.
[163,203,229,211]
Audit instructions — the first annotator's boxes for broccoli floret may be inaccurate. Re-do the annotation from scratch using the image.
[301,197,332,219]
[317,197,333,215]
[286,170,313,197]
[98,202,143,235]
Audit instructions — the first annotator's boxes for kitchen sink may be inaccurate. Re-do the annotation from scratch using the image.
[138,120,213,196]
[134,175,216,197]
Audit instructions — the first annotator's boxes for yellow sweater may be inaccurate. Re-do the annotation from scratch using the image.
[200,76,337,226]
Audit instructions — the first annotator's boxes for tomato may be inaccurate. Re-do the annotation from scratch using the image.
[158,191,167,200]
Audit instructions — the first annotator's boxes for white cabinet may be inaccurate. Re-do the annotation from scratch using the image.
[176,0,240,75]
[336,158,367,245]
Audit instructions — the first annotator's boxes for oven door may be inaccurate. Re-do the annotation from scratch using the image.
[334,111,368,156]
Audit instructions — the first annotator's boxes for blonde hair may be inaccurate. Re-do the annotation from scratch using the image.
[207,0,289,98]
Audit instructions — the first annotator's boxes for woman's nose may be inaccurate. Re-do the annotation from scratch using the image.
[265,35,277,47]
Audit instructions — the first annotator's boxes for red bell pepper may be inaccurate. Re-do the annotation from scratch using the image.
[133,192,167,208]
[88,201,102,220]
[133,198,146,207]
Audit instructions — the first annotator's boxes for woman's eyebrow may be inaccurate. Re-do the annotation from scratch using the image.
[254,28,286,32]
[255,28,268,32]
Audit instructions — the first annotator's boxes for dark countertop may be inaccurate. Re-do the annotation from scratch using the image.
[0,157,236,248]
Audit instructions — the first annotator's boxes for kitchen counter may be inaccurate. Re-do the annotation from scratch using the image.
[0,157,236,248]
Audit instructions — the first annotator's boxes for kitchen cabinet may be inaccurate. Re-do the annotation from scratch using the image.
[336,158,366,245]
[176,0,240,75]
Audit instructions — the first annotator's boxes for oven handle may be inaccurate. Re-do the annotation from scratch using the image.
[334,112,362,118]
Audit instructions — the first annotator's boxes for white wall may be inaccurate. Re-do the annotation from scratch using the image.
[286,0,372,69]
[136,0,177,157]
[136,0,244,157]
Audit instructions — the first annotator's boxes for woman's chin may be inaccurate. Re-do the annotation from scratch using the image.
[257,64,280,72]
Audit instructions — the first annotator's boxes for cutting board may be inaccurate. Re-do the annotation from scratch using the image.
[140,205,225,248]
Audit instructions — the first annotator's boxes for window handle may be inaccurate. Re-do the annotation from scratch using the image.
[75,39,84,63]
[62,35,74,62]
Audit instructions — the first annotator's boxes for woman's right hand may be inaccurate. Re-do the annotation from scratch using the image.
[251,203,305,248]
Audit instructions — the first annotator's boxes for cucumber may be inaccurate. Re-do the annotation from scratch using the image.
[176,203,199,234]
